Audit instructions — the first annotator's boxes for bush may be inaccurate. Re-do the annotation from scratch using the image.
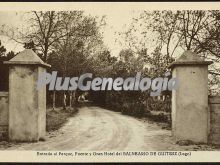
[104,90,171,119]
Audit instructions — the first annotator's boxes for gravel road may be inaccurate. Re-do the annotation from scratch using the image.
[6,106,218,151]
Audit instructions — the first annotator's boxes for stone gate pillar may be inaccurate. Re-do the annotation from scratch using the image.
[169,50,212,143]
[4,49,50,142]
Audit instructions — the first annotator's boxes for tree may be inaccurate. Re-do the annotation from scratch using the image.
[118,10,220,95]
[0,40,6,57]
[0,41,16,91]
[24,41,36,52]
[46,11,106,110]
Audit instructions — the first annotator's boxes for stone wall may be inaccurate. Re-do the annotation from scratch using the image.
[209,96,220,144]
[0,92,8,140]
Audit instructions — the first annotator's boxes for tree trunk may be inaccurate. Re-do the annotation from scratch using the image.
[63,92,66,110]
[72,91,77,106]
[69,91,73,109]
[52,91,56,111]
[75,90,79,105]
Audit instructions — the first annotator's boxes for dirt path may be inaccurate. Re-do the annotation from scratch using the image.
[5,106,218,151]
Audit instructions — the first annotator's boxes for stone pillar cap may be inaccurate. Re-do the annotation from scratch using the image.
[4,49,51,68]
[168,50,213,69]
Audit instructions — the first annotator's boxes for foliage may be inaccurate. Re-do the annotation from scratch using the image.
[118,10,220,95]
[1,10,219,119]
[0,41,16,91]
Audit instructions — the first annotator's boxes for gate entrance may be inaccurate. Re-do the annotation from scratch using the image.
[0,49,219,144]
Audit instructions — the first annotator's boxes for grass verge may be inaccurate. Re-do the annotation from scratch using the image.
[46,107,78,132]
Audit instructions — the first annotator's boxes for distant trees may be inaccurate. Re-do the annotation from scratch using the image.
[0,40,15,91]
[1,10,219,117]
[0,40,15,61]
[45,11,105,110]
[0,41,6,57]
[118,10,220,95]
[103,10,220,117]
[1,11,107,109]
[20,11,106,109]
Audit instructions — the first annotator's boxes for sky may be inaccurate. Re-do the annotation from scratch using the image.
[0,10,140,56]
[0,2,219,56]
